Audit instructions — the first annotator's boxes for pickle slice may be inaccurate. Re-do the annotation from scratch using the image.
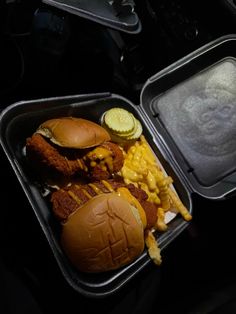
[116,118,139,138]
[126,119,143,140]
[104,108,135,133]
[112,118,143,141]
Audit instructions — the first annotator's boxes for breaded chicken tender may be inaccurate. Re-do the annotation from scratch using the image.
[51,179,158,228]
[26,133,124,180]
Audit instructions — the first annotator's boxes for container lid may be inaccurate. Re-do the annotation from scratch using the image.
[140,34,236,200]
[42,0,141,33]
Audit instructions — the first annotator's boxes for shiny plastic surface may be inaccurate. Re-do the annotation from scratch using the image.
[141,34,236,199]
[42,0,141,33]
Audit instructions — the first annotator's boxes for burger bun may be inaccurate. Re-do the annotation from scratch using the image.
[36,117,111,149]
[61,193,145,273]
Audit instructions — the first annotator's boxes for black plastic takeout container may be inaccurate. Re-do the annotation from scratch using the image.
[42,0,141,34]
[0,93,192,297]
[0,34,236,297]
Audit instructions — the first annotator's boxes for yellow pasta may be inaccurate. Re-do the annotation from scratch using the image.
[121,135,192,227]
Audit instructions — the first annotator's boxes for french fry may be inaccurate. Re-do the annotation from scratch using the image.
[156,207,168,232]
[145,230,162,266]
[154,171,171,210]
[168,188,192,221]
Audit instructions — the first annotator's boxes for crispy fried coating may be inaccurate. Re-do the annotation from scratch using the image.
[126,183,157,229]
[51,179,158,228]
[141,200,159,230]
[83,141,124,180]
[100,142,124,173]
[26,134,124,180]
[51,189,79,221]
[51,180,124,221]
[26,134,85,177]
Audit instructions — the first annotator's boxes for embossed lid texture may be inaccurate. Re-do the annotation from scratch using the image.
[152,58,236,186]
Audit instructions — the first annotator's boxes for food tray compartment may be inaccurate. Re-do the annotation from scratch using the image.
[140,34,236,200]
[0,93,192,298]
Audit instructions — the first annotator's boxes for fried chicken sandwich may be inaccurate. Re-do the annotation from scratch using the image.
[26,117,124,182]
[51,179,162,273]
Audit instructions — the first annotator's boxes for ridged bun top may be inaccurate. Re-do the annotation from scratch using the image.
[36,117,111,148]
[61,193,145,273]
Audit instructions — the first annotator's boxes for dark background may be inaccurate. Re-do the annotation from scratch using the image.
[1,1,236,313]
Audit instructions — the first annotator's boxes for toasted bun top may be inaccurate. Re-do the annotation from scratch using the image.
[36,117,111,148]
[61,193,145,273]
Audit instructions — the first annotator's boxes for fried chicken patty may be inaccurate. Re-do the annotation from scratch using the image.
[26,134,124,180]
[51,179,158,229]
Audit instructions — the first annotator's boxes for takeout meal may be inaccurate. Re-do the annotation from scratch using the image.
[26,117,124,181]
[25,107,192,273]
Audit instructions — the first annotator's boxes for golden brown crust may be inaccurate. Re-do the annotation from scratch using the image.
[61,193,145,273]
[26,133,84,177]
[36,117,111,148]
[26,133,124,180]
